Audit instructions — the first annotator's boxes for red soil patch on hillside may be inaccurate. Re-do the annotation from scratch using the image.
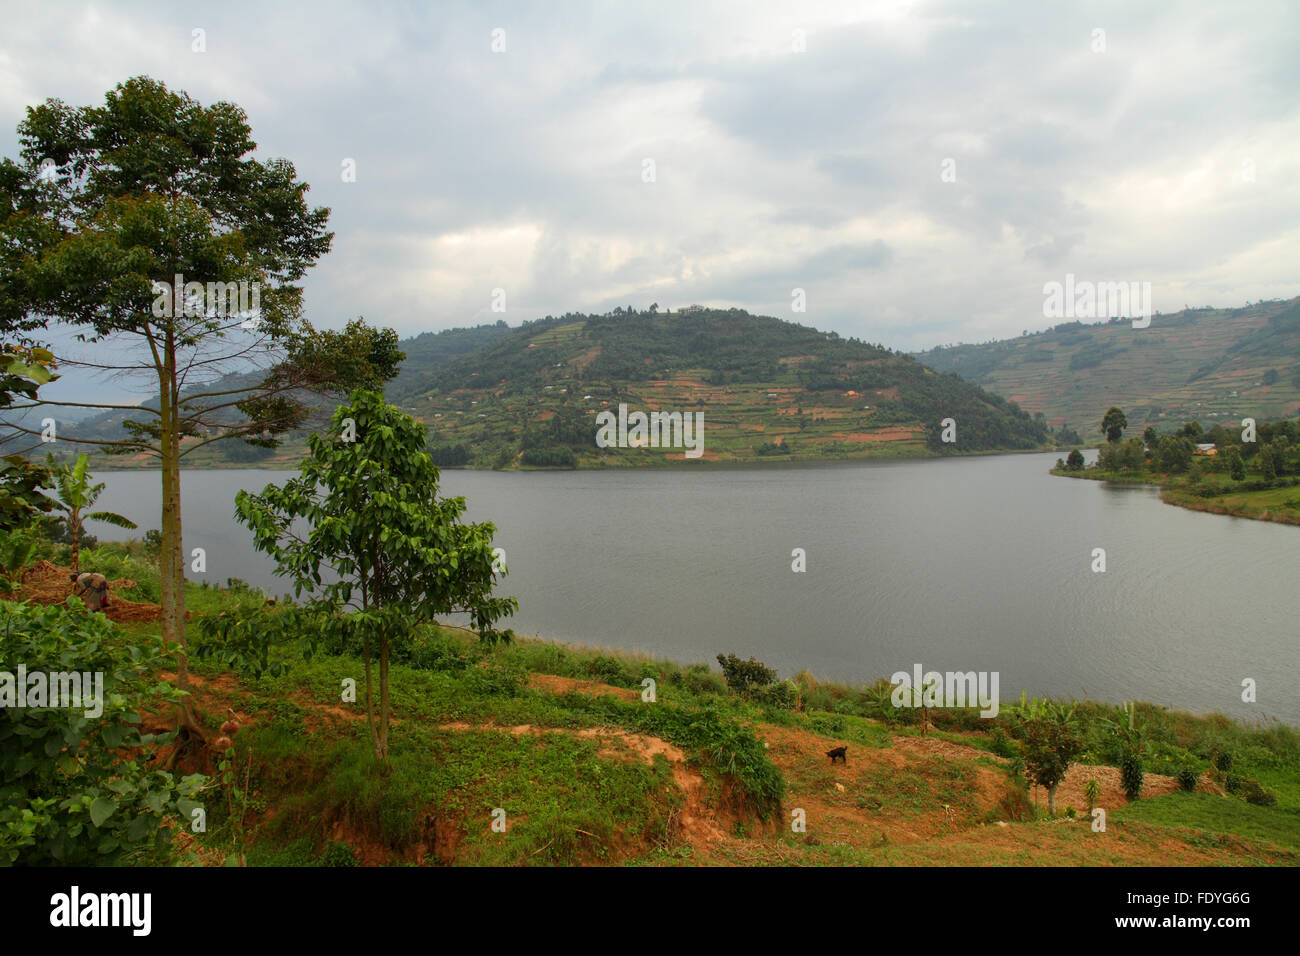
[16,559,181,624]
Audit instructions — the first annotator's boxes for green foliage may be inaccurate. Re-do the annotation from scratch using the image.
[1155,434,1195,473]
[520,447,576,467]
[1241,779,1277,807]
[1084,777,1102,812]
[0,600,205,864]
[1101,406,1128,443]
[1065,448,1085,471]
[716,653,777,698]
[233,389,517,758]
[0,527,38,592]
[1120,753,1145,801]
[1177,766,1200,792]
[1013,697,1082,815]
[45,453,136,569]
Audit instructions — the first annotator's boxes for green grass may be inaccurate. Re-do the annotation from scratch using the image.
[1113,791,1300,852]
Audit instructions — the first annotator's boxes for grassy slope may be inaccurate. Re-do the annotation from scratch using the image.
[914,298,1300,444]
[60,537,1291,868]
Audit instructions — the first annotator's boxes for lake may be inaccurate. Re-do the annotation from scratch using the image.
[86,452,1300,724]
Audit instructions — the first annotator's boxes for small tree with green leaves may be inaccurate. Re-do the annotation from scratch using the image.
[1065,448,1084,471]
[1013,694,1081,816]
[1110,702,1145,801]
[1228,448,1246,481]
[45,453,137,571]
[716,653,778,698]
[233,389,517,760]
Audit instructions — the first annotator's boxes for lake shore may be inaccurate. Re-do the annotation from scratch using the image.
[1050,465,1300,526]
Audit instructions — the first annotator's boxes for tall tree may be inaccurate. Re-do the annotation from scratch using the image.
[0,78,402,725]
[1101,406,1127,444]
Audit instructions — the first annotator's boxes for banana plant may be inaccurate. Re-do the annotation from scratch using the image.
[45,453,137,571]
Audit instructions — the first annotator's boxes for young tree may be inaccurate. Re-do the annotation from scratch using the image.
[1259,444,1277,481]
[1015,696,1081,816]
[45,453,137,571]
[1228,447,1246,481]
[1101,406,1127,444]
[234,390,517,760]
[1065,448,1085,471]
[0,78,402,711]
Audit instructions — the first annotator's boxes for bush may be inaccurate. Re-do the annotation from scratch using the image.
[990,727,1019,758]
[1176,767,1199,792]
[1214,751,1234,773]
[1224,773,1242,794]
[757,680,798,710]
[0,600,206,864]
[1241,779,1277,807]
[678,663,725,697]
[716,653,777,698]
[1119,752,1144,800]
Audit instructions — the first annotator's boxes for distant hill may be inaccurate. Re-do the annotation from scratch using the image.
[407,307,1051,467]
[912,298,1300,443]
[52,309,1057,469]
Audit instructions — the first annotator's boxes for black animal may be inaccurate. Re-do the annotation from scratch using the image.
[826,745,848,764]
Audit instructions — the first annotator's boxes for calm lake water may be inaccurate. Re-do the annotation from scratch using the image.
[88,453,1300,724]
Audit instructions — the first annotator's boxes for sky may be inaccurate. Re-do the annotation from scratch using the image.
[2,0,1299,405]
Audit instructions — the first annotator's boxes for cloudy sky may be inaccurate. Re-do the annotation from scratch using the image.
[3,0,1298,403]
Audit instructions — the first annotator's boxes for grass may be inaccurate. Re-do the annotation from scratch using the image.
[1113,792,1300,852]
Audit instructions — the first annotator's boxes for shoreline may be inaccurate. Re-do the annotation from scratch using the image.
[1050,465,1300,527]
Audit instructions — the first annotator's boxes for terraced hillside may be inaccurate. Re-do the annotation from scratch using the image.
[914,298,1300,443]
[407,308,1053,468]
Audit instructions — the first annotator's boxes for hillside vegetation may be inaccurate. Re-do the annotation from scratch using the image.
[914,298,1300,444]
[5,541,1298,867]
[408,308,1051,468]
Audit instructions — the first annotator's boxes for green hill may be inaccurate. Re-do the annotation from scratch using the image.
[408,307,1052,467]
[66,308,1056,469]
[913,298,1300,443]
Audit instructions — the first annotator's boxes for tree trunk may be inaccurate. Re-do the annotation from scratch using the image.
[378,631,390,761]
[69,510,80,572]
[157,364,177,662]
[1048,783,1058,817]
[159,326,190,689]
[363,628,378,757]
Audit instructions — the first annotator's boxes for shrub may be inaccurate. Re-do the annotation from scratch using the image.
[757,680,798,710]
[1119,752,1144,801]
[716,653,777,698]
[1176,767,1200,792]
[678,663,726,697]
[1214,751,1234,773]
[1241,779,1277,807]
[990,727,1019,758]
[0,600,206,864]
[1084,778,1102,812]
